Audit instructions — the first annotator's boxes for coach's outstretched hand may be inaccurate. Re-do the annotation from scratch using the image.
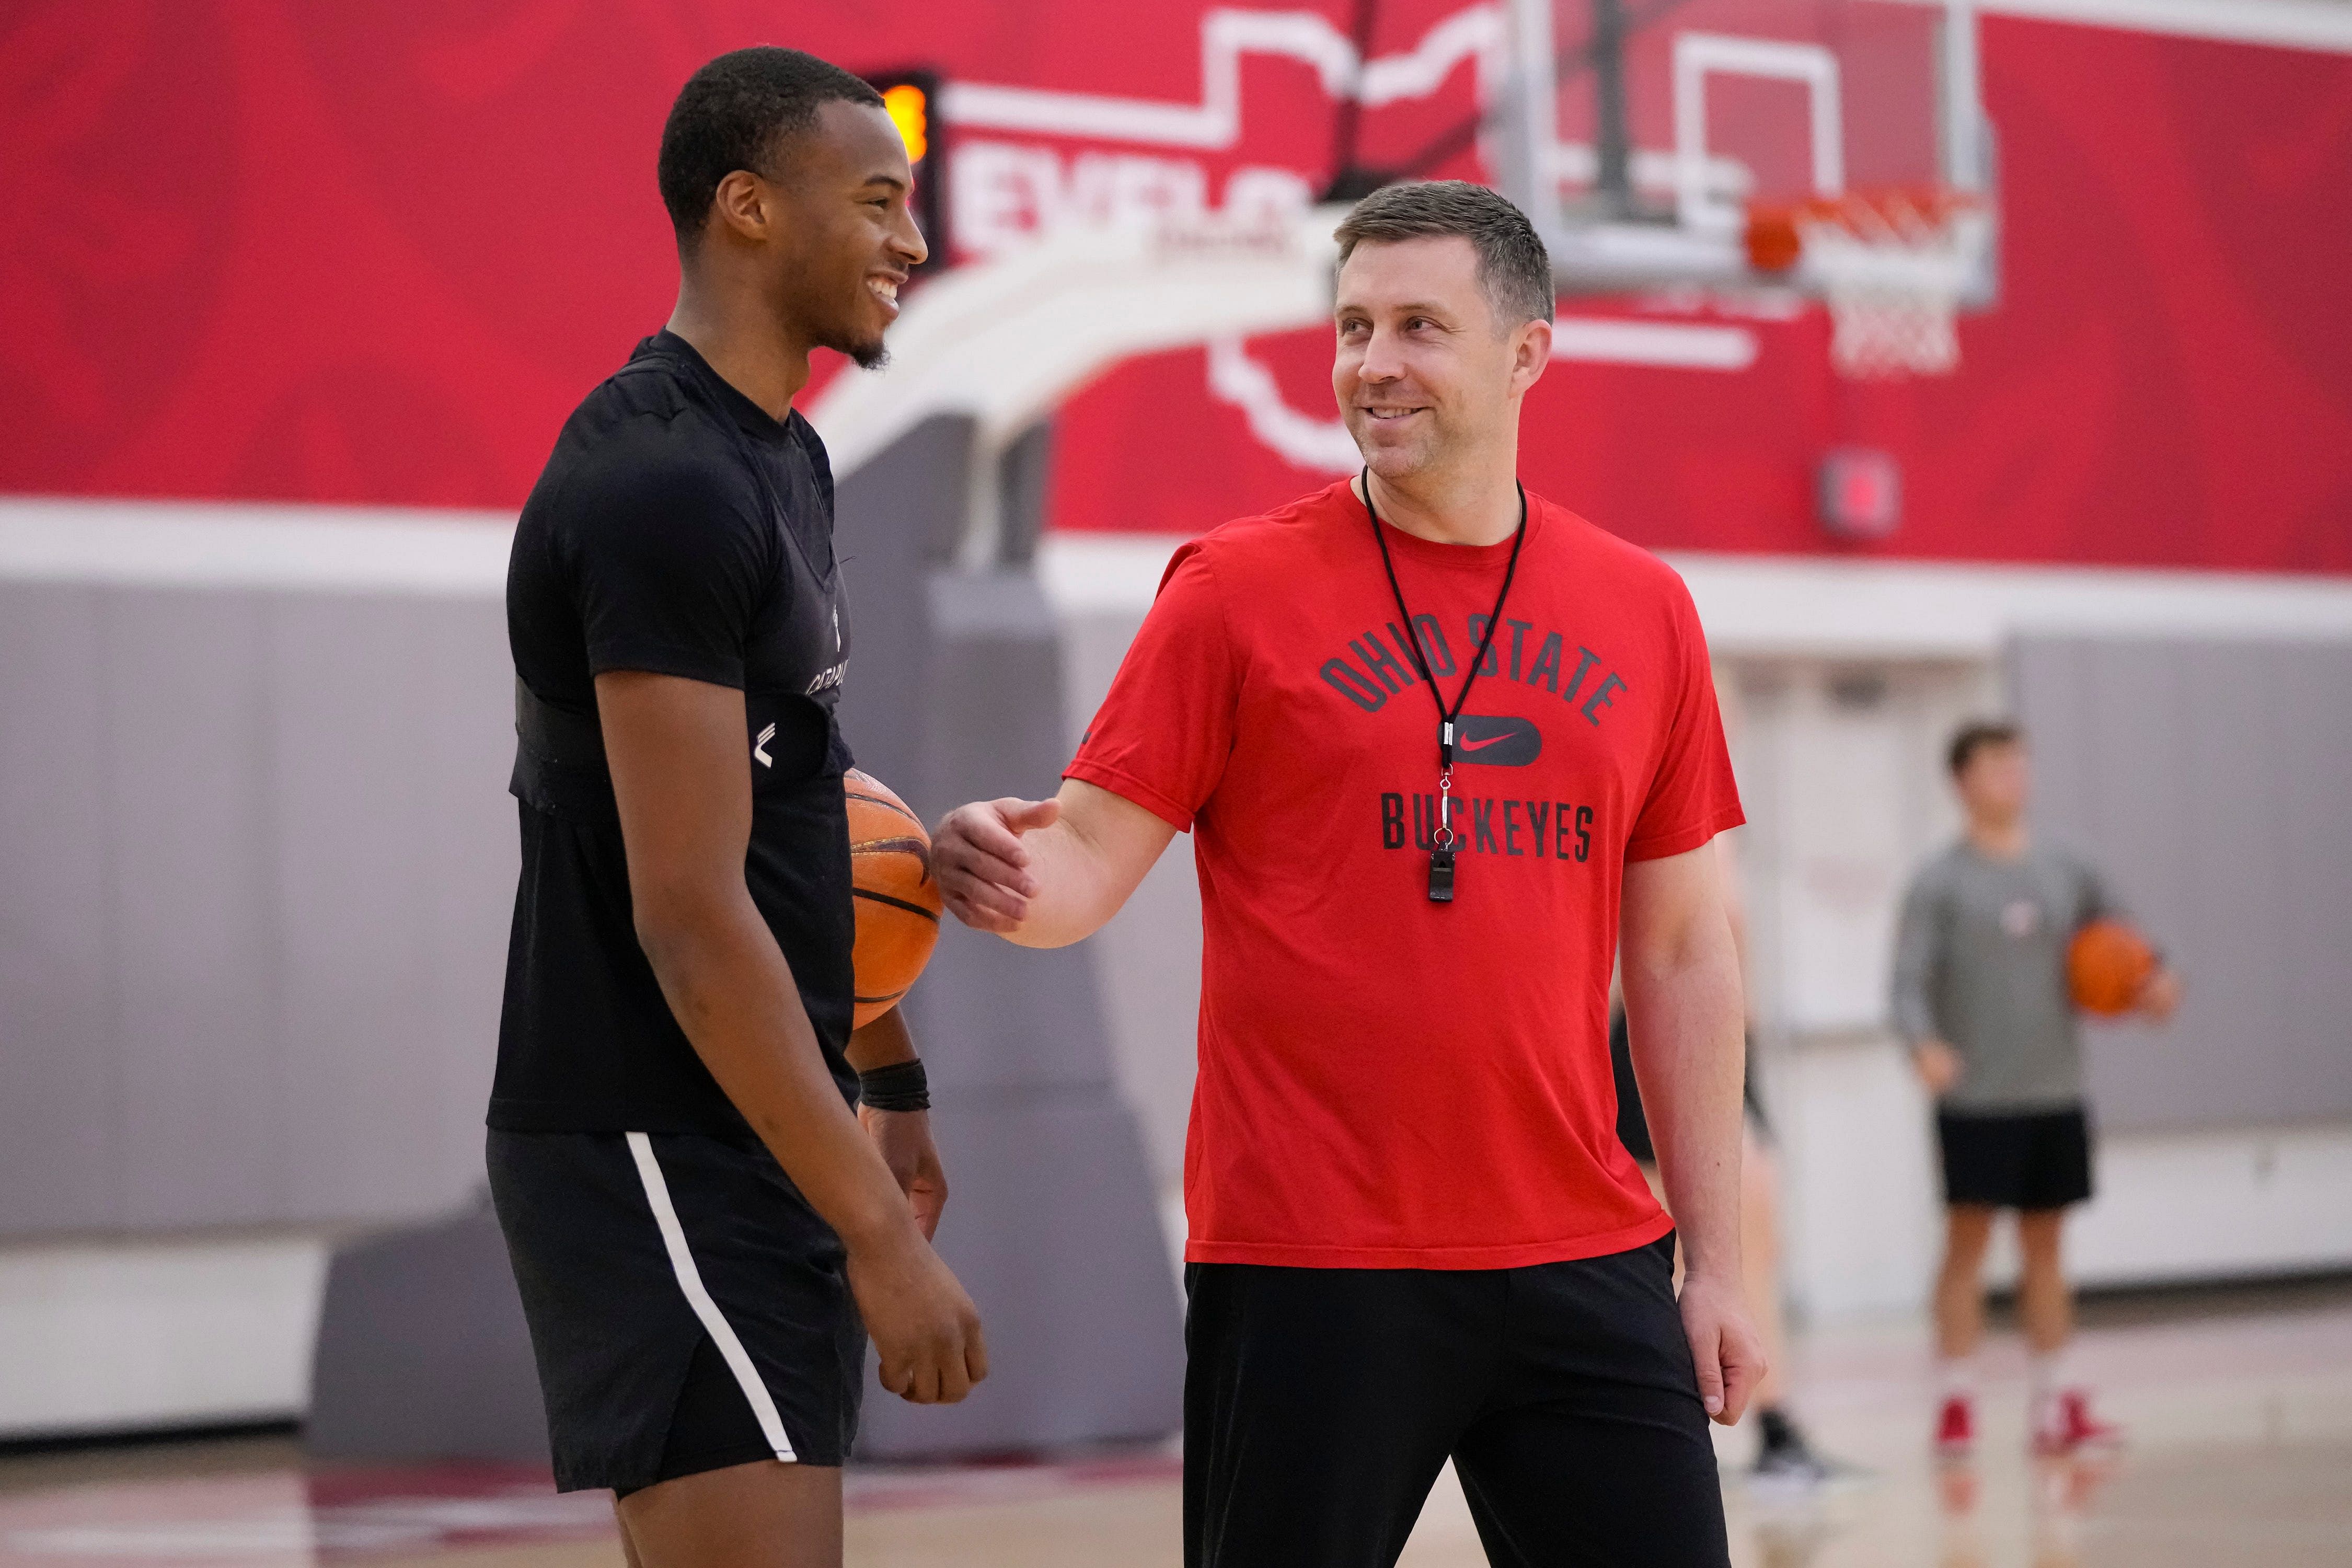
[933,796,1062,932]
[935,782,1179,949]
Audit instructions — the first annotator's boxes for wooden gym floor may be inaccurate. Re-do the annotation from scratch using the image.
[3,1282,2347,1567]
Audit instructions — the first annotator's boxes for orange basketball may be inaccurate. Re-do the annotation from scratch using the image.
[846,769,942,1028]
[2068,918,2157,1017]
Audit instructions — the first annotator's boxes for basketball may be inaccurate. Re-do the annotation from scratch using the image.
[2068,918,2158,1017]
[846,769,942,1028]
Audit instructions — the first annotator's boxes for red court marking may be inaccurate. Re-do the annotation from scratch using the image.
[0,1453,1184,1563]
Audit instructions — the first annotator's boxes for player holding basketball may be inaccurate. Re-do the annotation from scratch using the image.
[1894,722,2178,1457]
[487,49,983,1568]
[936,181,1758,1568]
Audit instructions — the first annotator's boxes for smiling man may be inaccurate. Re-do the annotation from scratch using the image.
[932,181,1756,1567]
[489,48,983,1568]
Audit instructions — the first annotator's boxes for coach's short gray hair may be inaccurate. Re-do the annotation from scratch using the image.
[1334,180,1556,328]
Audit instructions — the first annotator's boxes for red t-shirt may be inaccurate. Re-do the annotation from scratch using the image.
[1066,481,1743,1269]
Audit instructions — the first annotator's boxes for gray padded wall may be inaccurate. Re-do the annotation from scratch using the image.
[0,581,514,1236]
[114,589,280,1227]
[307,1202,549,1464]
[0,587,118,1229]
[2010,635,2352,1132]
[268,596,516,1220]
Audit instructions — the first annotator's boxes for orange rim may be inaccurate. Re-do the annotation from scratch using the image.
[1744,186,1981,273]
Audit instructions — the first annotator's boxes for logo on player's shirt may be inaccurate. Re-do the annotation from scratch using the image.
[1454,714,1541,766]
[803,601,849,696]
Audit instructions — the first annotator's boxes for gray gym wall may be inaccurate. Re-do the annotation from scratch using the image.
[0,581,514,1234]
[2009,635,2352,1132]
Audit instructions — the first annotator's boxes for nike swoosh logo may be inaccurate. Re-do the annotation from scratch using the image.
[1451,714,1542,766]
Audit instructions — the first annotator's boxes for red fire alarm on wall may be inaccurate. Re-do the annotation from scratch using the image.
[1817,448,1902,538]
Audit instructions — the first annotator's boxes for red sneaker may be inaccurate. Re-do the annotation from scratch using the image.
[1934,1393,1975,1455]
[2033,1389,2124,1455]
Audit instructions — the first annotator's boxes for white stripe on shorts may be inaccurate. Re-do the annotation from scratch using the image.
[625,1131,798,1464]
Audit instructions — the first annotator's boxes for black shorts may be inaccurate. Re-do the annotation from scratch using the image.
[1935,1105,2094,1210]
[1184,1235,1728,1568]
[486,1129,864,1493]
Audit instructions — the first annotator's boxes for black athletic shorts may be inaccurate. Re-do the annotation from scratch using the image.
[1184,1235,1729,1568]
[486,1129,864,1494]
[1935,1105,2094,1210]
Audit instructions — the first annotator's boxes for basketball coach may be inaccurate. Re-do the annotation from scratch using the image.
[933,180,1759,1568]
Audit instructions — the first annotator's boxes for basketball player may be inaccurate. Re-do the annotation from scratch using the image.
[487,49,984,1568]
[935,181,1759,1568]
[1894,722,2178,1457]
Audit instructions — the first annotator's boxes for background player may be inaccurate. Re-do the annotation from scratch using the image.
[1608,842,1853,1489]
[1894,722,2180,1458]
[488,49,984,1568]
[933,181,1759,1568]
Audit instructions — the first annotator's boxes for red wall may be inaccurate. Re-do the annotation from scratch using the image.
[5,3,2349,571]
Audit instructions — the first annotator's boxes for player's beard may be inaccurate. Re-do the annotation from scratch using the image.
[818,315,891,371]
[794,280,891,370]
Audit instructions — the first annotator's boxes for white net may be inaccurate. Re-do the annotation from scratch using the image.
[1796,196,1980,379]
[1821,281,1962,379]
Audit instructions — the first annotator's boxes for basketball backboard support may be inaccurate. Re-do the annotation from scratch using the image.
[1490,0,1998,331]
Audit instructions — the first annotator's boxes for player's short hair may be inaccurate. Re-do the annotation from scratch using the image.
[658,47,884,249]
[1333,180,1557,329]
[1948,720,2023,776]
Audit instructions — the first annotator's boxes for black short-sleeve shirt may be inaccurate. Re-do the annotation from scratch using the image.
[492,330,856,1137]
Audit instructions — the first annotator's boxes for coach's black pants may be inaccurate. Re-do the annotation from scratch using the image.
[1183,1235,1730,1568]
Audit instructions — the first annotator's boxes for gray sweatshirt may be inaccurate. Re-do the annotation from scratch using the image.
[1890,839,2114,1113]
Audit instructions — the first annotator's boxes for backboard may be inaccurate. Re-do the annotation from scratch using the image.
[1490,0,1998,336]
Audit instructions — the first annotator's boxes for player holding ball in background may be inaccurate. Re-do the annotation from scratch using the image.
[1894,721,2180,1458]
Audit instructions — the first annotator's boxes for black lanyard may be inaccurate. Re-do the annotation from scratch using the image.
[1359,470,1528,902]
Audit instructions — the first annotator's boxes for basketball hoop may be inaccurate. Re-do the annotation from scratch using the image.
[1745,189,1986,379]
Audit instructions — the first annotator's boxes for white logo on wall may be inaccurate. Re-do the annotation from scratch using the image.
[946,7,1501,257]
[941,5,1761,467]
[754,723,776,769]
